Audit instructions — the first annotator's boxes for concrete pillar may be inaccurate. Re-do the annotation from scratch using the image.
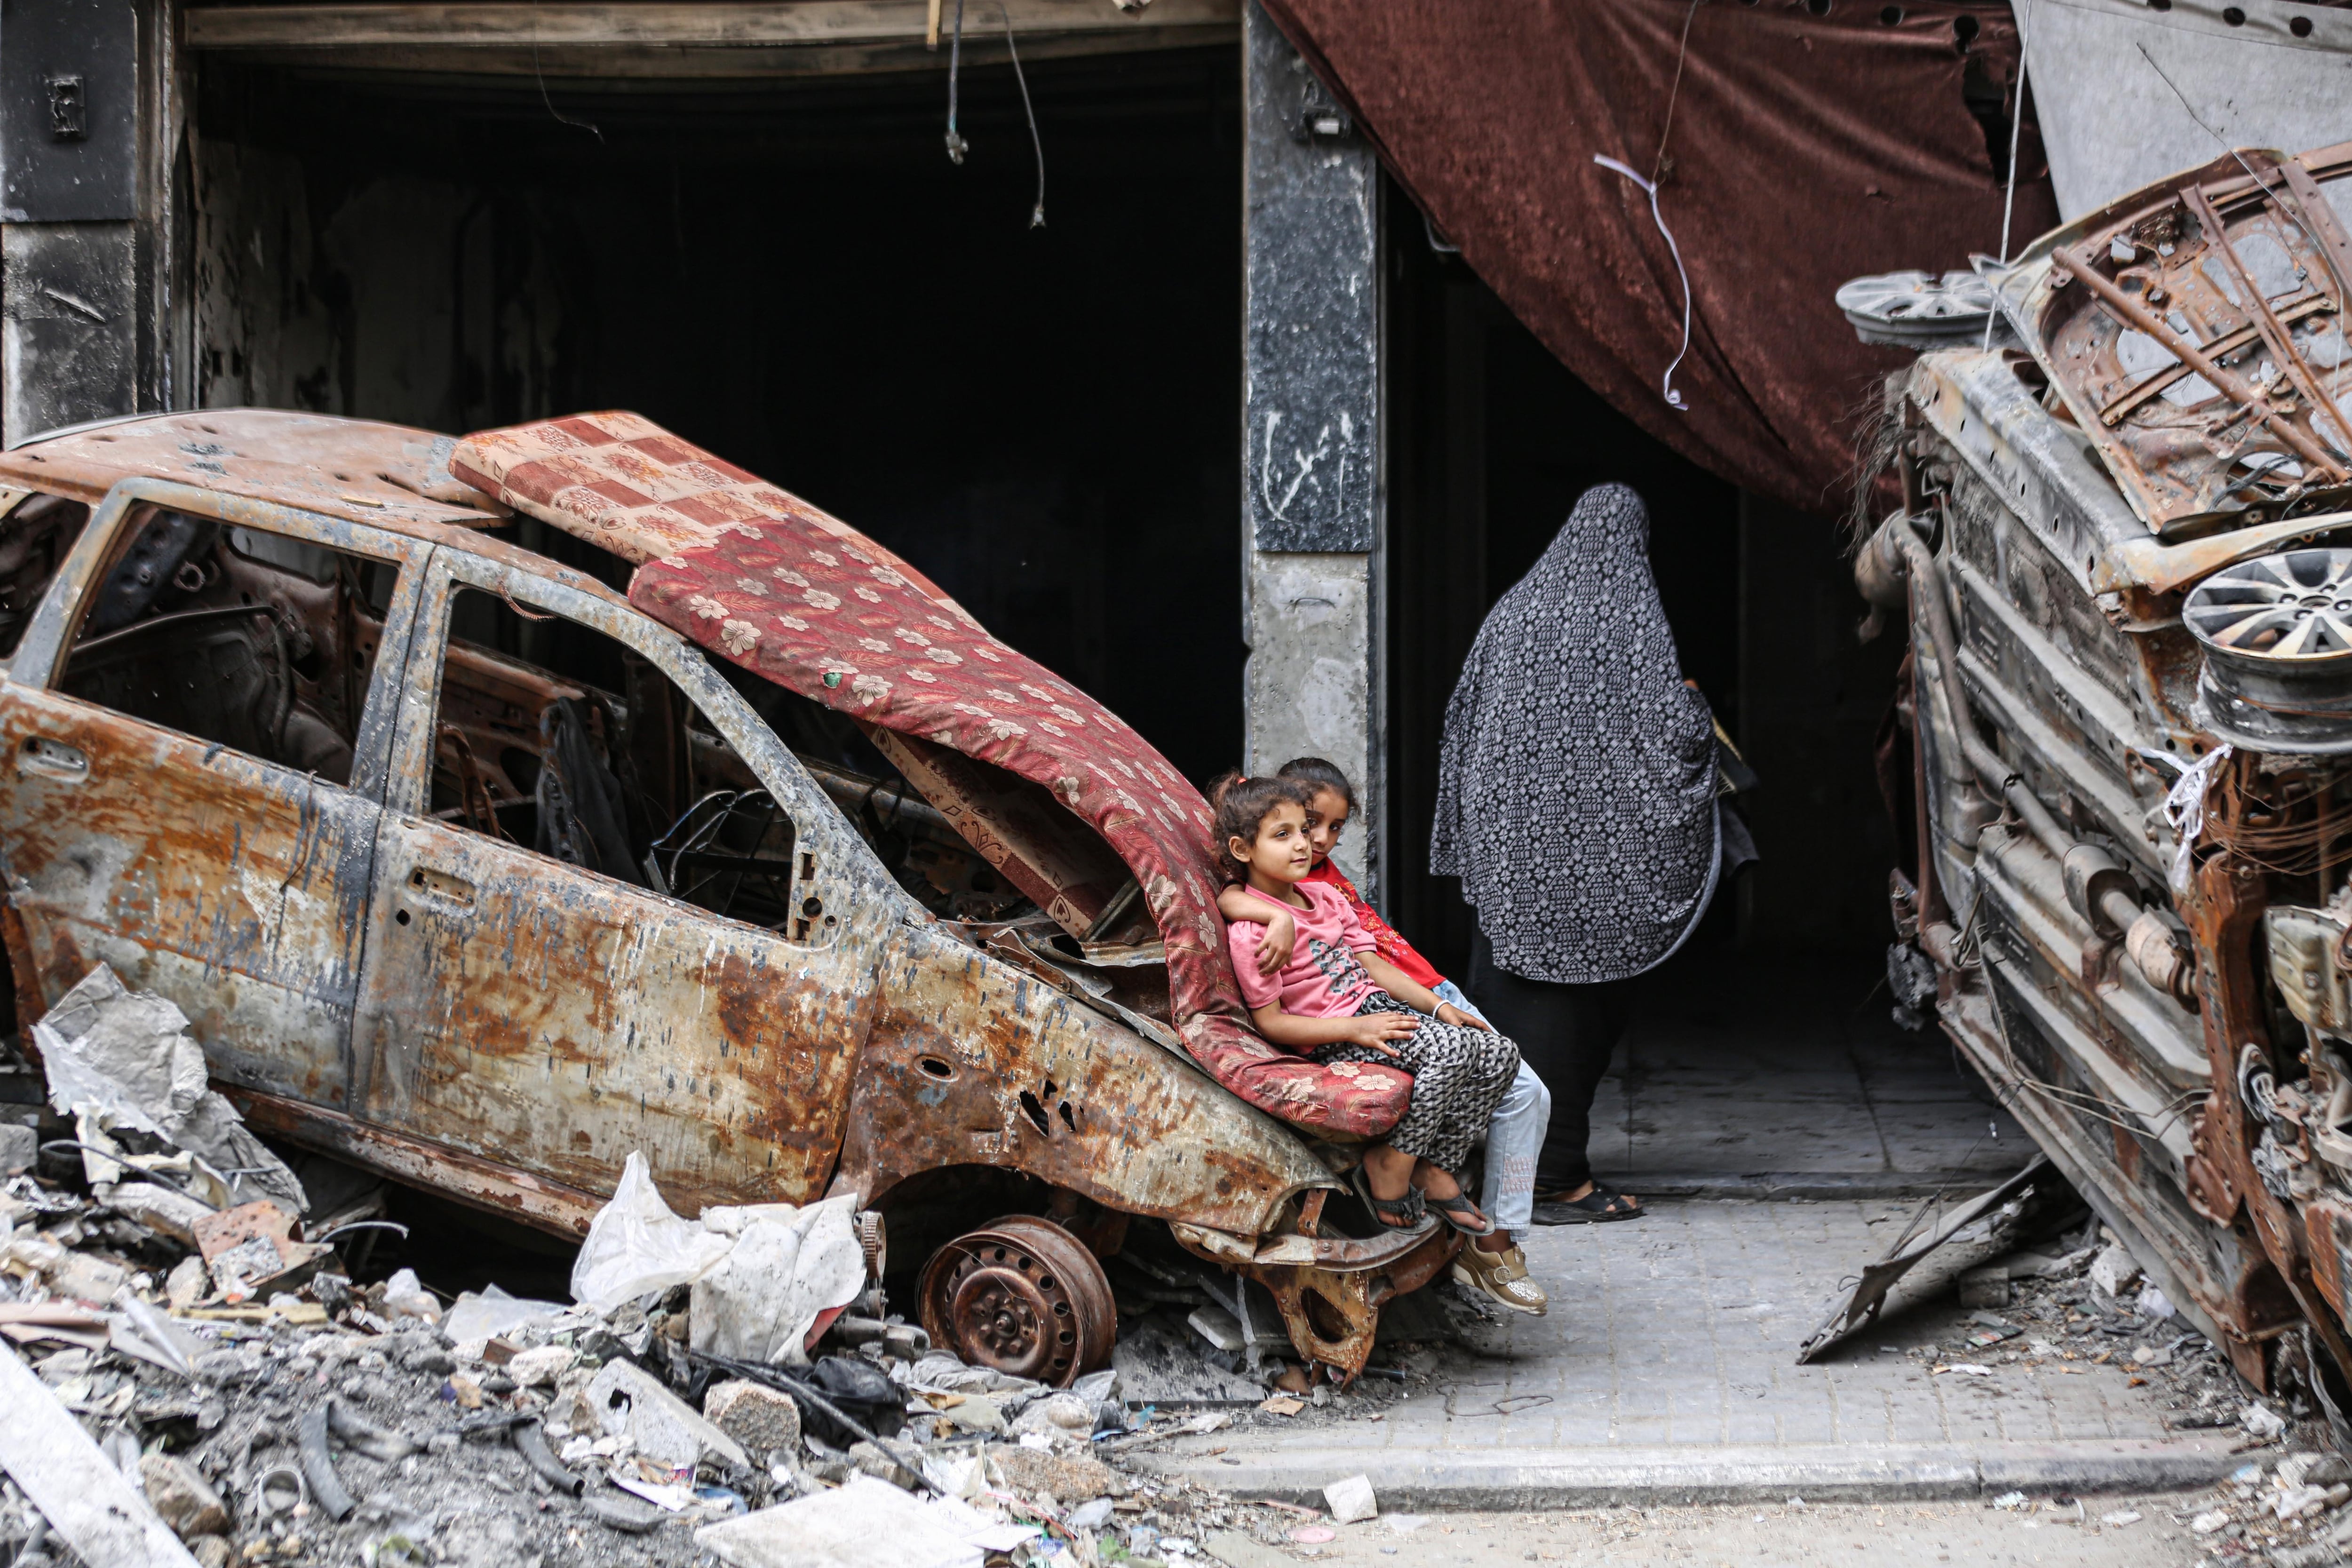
[1,0,175,444]
[1240,1,1384,895]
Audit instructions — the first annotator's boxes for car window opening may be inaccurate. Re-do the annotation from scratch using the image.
[54,506,397,785]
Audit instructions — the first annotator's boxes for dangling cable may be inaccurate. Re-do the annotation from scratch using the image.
[1984,0,2032,350]
[1595,157,1693,412]
[1000,4,1046,228]
[1651,0,1702,185]
[531,0,602,143]
[944,0,969,164]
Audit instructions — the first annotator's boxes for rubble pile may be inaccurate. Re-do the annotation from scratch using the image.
[1943,1220,2265,1426]
[0,968,1343,1568]
[1926,1219,2352,1564]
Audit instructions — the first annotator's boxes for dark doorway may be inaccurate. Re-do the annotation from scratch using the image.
[1384,178,1904,979]
[188,49,1245,784]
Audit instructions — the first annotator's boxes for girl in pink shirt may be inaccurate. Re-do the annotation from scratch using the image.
[1212,773,1521,1235]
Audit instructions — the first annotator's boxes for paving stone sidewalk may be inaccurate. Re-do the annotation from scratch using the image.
[1587,954,2029,1197]
[1147,1199,2242,1506]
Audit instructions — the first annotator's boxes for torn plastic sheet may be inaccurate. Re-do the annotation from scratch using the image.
[34,964,307,1213]
[571,1151,867,1365]
[1795,1155,2049,1364]
[441,1283,567,1346]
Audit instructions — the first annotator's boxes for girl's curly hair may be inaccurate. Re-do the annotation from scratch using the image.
[1205,771,1312,885]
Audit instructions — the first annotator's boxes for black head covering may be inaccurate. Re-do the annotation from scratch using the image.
[1429,483,1721,983]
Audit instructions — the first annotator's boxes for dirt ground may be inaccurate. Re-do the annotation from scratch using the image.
[1275,1497,2216,1568]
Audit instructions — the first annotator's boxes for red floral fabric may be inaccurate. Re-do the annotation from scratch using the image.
[453,413,1411,1139]
[1303,861,1445,993]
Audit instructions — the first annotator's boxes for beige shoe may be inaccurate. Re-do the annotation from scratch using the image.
[1453,1242,1548,1316]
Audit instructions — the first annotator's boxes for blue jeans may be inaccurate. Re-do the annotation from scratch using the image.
[1434,979,1549,1235]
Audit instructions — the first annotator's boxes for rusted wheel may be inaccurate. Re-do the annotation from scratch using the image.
[915,1214,1115,1388]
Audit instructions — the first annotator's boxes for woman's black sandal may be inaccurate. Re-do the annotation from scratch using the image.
[1423,1190,1495,1236]
[1532,1183,1644,1225]
[1351,1166,1429,1231]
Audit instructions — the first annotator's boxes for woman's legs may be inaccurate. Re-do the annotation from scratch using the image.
[1466,924,1631,1202]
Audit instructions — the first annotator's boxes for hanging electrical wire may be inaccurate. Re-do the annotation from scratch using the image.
[944,0,969,164]
[1983,0,2031,350]
[531,0,603,143]
[939,0,1049,227]
[1001,4,1047,228]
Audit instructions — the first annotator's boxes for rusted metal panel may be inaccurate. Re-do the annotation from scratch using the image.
[0,481,439,1106]
[1992,140,2352,534]
[228,1087,605,1235]
[0,411,509,528]
[833,919,1336,1237]
[0,683,382,1105]
[866,725,1141,945]
[350,546,897,1218]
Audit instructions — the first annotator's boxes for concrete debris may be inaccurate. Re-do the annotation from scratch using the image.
[705,1380,803,1462]
[507,1343,577,1388]
[585,1357,751,1471]
[2087,1243,2143,1299]
[696,1475,988,1568]
[140,1450,230,1537]
[1324,1472,1378,1523]
[0,1337,202,1567]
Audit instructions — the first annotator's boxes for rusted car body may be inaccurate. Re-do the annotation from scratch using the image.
[1863,140,2352,1397]
[0,410,1448,1383]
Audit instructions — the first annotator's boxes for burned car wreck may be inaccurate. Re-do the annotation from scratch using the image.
[0,409,1455,1387]
[1861,139,2352,1399]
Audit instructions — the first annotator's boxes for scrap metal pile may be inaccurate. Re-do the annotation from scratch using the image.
[1853,137,2352,1412]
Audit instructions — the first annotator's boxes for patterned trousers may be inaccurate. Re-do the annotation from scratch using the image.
[1313,993,1522,1173]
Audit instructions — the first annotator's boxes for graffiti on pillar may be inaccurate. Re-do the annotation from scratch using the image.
[1243,8,1377,554]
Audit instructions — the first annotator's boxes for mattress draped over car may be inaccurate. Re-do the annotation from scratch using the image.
[449,412,1411,1139]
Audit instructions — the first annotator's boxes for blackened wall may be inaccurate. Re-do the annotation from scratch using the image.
[189,50,1246,784]
[1385,191,1903,974]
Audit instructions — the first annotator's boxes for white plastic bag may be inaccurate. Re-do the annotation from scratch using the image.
[569,1151,734,1312]
[442,1281,565,1345]
[689,1194,866,1364]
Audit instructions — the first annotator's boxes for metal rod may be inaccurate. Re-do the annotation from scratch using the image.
[2050,244,2349,482]
[2180,183,2352,460]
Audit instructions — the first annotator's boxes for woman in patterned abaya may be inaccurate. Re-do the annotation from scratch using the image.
[1430,483,1727,1224]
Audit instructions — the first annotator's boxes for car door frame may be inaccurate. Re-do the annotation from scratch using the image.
[0,477,437,1106]
[342,542,904,1230]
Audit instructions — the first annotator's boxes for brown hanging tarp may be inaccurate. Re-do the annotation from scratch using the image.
[1257,0,2057,516]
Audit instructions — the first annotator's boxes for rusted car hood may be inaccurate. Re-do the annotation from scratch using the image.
[0,410,509,529]
[451,414,1413,1138]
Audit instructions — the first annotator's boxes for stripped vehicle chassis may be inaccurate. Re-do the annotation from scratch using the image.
[1874,354,2352,1398]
